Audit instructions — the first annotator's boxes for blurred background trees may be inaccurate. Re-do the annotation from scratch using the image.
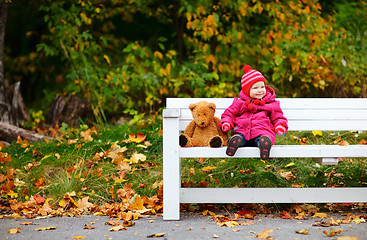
[3,0,367,125]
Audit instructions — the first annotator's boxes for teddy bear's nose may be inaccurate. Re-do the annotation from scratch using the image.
[200,122,205,125]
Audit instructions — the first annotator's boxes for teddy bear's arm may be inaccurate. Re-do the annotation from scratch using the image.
[183,120,197,137]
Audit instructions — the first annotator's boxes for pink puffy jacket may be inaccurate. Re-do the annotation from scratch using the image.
[221,86,288,145]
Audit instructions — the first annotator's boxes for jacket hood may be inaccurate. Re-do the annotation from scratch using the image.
[239,86,276,103]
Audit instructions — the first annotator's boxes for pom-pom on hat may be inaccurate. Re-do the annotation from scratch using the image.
[241,65,267,96]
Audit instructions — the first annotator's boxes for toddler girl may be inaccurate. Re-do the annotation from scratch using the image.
[219,65,288,159]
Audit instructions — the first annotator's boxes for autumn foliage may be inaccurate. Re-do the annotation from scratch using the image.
[4,0,367,124]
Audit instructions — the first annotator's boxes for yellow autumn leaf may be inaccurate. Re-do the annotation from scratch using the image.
[103,55,111,66]
[7,190,18,198]
[217,220,239,228]
[201,166,217,173]
[154,51,163,59]
[72,236,86,239]
[284,162,295,168]
[165,63,171,76]
[114,178,128,184]
[128,153,146,163]
[107,142,127,164]
[7,227,21,234]
[313,212,328,218]
[312,131,322,136]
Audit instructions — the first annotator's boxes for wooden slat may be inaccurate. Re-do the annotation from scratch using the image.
[179,145,367,158]
[178,108,367,120]
[179,120,367,131]
[180,188,367,203]
[166,98,367,110]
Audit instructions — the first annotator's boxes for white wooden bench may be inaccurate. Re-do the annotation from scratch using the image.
[162,98,367,220]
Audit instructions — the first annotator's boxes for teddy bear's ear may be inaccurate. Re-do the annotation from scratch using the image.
[189,103,197,111]
[208,102,216,110]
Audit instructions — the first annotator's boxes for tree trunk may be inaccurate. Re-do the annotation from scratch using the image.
[0,122,52,142]
[0,2,11,124]
[47,94,93,127]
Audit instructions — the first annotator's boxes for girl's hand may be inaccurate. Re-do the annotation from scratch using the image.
[275,125,286,136]
[220,122,233,133]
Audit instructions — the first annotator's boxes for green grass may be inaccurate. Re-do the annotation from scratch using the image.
[1,116,367,208]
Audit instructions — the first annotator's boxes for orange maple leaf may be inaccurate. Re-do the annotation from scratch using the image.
[36,177,46,188]
[33,194,46,205]
[77,197,94,211]
[116,183,136,200]
[281,210,292,219]
[125,133,147,143]
[0,152,11,164]
[128,196,144,210]
[256,229,274,239]
[39,201,52,216]
[16,136,29,148]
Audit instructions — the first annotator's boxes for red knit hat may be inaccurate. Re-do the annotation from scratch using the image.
[241,65,266,96]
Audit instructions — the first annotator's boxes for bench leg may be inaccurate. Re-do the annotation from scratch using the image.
[313,157,338,165]
[163,116,180,220]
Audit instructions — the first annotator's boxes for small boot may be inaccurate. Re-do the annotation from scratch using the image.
[226,135,242,156]
[259,135,272,160]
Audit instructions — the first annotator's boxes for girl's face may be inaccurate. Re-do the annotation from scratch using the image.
[249,81,266,99]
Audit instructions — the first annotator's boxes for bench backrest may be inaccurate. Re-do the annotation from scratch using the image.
[166,98,367,131]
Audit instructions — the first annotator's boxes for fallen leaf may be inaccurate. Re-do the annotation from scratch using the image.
[77,196,94,211]
[337,236,359,240]
[338,140,349,146]
[80,128,95,142]
[280,211,291,219]
[238,220,256,226]
[128,133,147,143]
[256,229,273,239]
[313,212,328,218]
[21,222,34,225]
[295,228,309,235]
[128,152,146,163]
[83,224,95,229]
[72,236,86,239]
[34,226,57,231]
[284,162,295,168]
[39,201,52,216]
[201,166,217,174]
[312,131,322,136]
[323,228,343,237]
[105,220,121,226]
[217,220,239,228]
[237,210,256,219]
[352,217,366,224]
[279,170,295,180]
[107,142,127,164]
[0,152,11,164]
[202,210,216,216]
[109,225,126,231]
[147,232,166,238]
[7,228,21,234]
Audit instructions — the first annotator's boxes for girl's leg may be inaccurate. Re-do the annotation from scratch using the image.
[257,135,272,160]
[226,134,246,156]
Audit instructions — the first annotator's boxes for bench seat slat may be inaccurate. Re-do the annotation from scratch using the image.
[179,120,367,131]
[180,145,367,158]
[180,188,367,204]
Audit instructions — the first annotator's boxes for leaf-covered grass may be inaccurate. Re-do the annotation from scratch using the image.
[1,116,366,209]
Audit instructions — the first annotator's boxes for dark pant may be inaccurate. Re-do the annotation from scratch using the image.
[231,133,261,148]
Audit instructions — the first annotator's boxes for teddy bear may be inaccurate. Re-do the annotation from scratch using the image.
[179,101,228,147]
